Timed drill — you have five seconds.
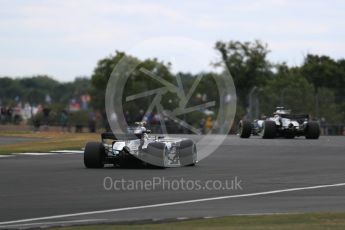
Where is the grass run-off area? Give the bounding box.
[52,212,345,230]
[0,131,99,155]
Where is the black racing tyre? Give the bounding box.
[84,142,105,168]
[305,121,320,139]
[179,140,197,166]
[239,120,251,138]
[146,142,167,167]
[262,120,276,139]
[118,149,142,168]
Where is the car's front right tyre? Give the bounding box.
[305,121,320,139]
[84,142,105,168]
[262,120,276,139]
[239,120,252,138]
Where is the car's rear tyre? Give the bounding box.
[179,140,197,166]
[84,142,105,168]
[146,142,167,167]
[262,120,276,139]
[239,120,251,138]
[305,121,320,139]
[119,150,142,168]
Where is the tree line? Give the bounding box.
[0,76,91,106]
[91,41,344,129]
[1,40,344,130]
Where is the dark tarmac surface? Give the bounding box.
[0,135,344,229]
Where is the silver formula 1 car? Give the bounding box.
[239,107,320,139]
[84,122,197,168]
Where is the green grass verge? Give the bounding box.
[52,212,345,230]
[0,131,99,154]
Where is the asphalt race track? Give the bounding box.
[0,135,344,229]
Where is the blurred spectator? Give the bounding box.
[320,117,328,135]
[135,110,145,122]
[42,107,51,131]
[75,124,83,133]
[151,113,161,133]
[32,115,41,132]
[148,112,154,125]
[153,113,161,124]
[60,110,69,132]
[199,118,205,134]
[13,106,22,124]
[0,107,6,124]
[205,116,213,133]
[6,107,13,123]
[88,111,96,133]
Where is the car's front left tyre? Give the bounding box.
[146,142,167,168]
[84,142,105,168]
[179,140,197,166]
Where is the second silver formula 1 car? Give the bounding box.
[84,122,197,168]
[239,107,320,139]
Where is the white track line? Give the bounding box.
[0,155,13,158]
[0,219,106,229]
[50,150,84,154]
[11,151,82,156]
[0,182,345,226]
[14,153,55,156]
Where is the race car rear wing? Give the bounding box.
[101,132,138,141]
[280,114,310,123]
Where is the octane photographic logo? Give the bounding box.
[105,37,236,166]
[103,176,243,192]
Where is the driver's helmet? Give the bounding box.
[274,107,291,115]
[131,122,147,138]
[134,126,146,134]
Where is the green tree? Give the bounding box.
[299,54,345,123]
[214,40,273,119]
[259,71,315,116]
[90,51,126,110]
[90,51,175,111]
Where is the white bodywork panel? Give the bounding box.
[113,141,126,151]
[110,135,189,167]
